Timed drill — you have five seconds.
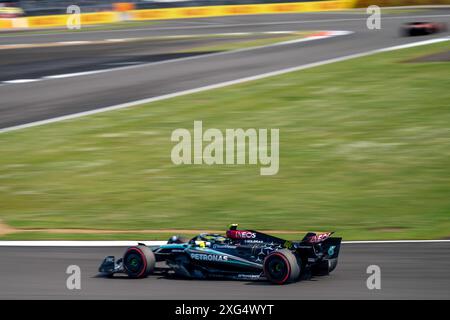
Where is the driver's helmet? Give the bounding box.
[195,233,227,246]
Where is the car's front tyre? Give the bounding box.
[123,245,155,278]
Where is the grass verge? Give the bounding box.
[0,41,449,240]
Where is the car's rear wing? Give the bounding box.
[301,232,334,244]
[320,236,342,259]
[294,234,342,259]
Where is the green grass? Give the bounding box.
[0,232,175,241]
[0,232,311,241]
[0,42,449,240]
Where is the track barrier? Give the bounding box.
[1,0,449,30]
[0,1,355,29]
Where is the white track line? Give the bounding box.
[0,240,448,246]
[0,37,447,135]
[2,79,40,84]
[0,241,167,247]
[44,70,106,79]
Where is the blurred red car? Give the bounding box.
[401,22,447,36]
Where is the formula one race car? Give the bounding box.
[401,22,447,36]
[99,224,341,284]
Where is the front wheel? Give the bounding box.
[263,249,300,284]
[123,245,155,278]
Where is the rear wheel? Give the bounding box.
[123,245,155,278]
[263,249,300,284]
[328,258,338,273]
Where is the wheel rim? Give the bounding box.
[267,256,288,282]
[125,253,143,274]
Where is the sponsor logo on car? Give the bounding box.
[328,246,336,256]
[190,253,229,262]
[237,273,261,279]
[234,231,257,239]
[212,244,237,249]
[243,239,264,244]
[306,232,332,243]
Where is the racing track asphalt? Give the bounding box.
[0,9,449,129]
[0,242,449,299]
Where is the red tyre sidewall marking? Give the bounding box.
[264,252,291,285]
[125,247,147,278]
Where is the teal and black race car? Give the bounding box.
[98,224,341,285]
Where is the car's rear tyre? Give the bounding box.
[123,245,155,278]
[263,249,300,284]
[400,27,411,37]
[328,258,338,273]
